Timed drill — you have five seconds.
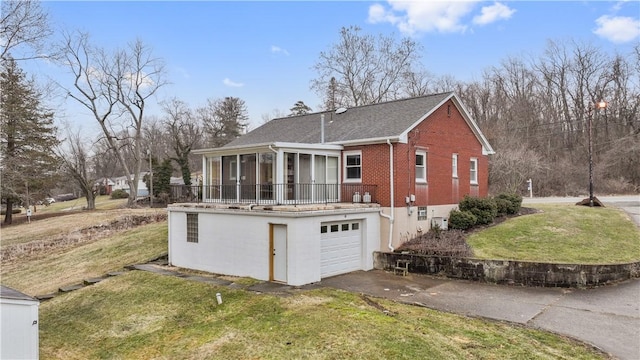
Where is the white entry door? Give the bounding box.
[320,221,363,278]
[271,224,287,283]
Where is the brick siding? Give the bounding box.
[344,99,490,207]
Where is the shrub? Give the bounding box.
[495,197,511,216]
[495,193,522,215]
[396,229,472,257]
[448,209,477,230]
[110,189,129,199]
[459,195,497,225]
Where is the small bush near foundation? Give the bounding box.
[397,229,472,257]
[459,195,497,225]
[448,209,477,230]
[495,193,522,215]
[110,189,129,199]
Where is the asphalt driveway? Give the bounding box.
[321,270,640,360]
[324,195,640,359]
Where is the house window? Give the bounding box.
[416,151,427,183]
[418,206,427,221]
[343,151,362,182]
[470,158,478,185]
[452,154,458,178]
[186,213,198,243]
[229,160,237,180]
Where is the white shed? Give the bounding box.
[0,286,39,360]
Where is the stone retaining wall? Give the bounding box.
[374,252,640,287]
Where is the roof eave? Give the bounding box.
[193,142,343,156]
[329,135,406,147]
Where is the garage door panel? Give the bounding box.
[321,221,362,278]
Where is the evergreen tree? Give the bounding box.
[289,100,312,116]
[0,56,60,223]
[144,158,173,198]
[199,96,249,147]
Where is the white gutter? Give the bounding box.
[379,139,395,252]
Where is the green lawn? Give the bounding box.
[468,204,640,263]
[39,271,606,360]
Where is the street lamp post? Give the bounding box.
[587,100,607,207]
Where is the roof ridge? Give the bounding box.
[274,92,454,121]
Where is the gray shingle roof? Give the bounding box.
[0,285,38,301]
[225,92,454,147]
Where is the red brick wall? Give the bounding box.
[344,99,490,207]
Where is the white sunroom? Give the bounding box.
[167,142,381,286]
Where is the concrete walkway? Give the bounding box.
[320,270,639,360]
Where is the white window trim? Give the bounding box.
[470,157,478,185]
[343,150,362,183]
[416,150,427,183]
[452,153,458,178]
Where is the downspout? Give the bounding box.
[379,139,395,251]
[321,114,325,144]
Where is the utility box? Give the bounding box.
[1,286,39,360]
[431,217,448,230]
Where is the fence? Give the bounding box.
[170,183,377,205]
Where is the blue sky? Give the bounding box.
[23,1,640,134]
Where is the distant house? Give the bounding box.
[96,177,115,195]
[112,173,150,197]
[0,286,39,360]
[168,92,494,286]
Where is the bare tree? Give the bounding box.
[489,142,546,194]
[59,31,167,206]
[1,0,52,61]
[161,97,202,185]
[58,127,98,210]
[311,26,422,108]
[457,38,639,195]
[260,108,287,125]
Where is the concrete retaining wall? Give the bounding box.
[374,252,640,287]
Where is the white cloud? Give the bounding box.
[368,1,480,35]
[473,2,515,25]
[594,15,640,43]
[270,45,290,56]
[223,78,244,88]
[125,71,154,89]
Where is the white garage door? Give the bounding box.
[320,221,363,278]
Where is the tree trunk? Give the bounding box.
[86,193,96,210]
[3,198,14,224]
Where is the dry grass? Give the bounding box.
[1,221,167,296]
[1,207,165,248]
